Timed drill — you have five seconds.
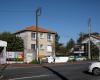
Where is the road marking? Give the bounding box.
[8,74,50,80]
[6,66,41,70]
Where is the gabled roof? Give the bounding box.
[82,35,100,44]
[14,26,56,34]
[91,35,100,40]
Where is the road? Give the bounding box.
[2,62,100,80]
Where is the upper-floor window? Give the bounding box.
[40,33,44,39]
[39,44,44,50]
[31,32,36,39]
[47,33,52,41]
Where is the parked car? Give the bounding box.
[89,62,100,75]
[69,56,75,61]
[75,56,87,61]
[68,56,86,61]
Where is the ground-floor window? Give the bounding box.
[31,44,36,50]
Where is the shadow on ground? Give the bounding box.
[83,70,93,75]
[0,64,9,80]
[42,66,69,80]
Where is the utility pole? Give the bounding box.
[96,42,100,61]
[36,8,41,62]
[88,18,91,60]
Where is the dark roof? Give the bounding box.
[91,35,100,40]
[14,26,56,34]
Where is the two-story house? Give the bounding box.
[14,26,56,62]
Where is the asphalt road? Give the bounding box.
[2,63,100,80]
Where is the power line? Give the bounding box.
[0,9,35,12]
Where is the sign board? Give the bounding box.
[6,52,24,61]
[7,52,15,58]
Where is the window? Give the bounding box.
[47,33,52,40]
[40,33,44,39]
[31,32,36,39]
[47,45,52,52]
[40,44,44,50]
[31,44,36,50]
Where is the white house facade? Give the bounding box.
[14,26,56,63]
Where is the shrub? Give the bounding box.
[30,59,38,64]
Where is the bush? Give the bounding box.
[68,59,76,62]
[30,59,38,64]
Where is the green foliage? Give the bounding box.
[0,32,24,51]
[68,59,76,62]
[77,32,100,60]
[30,59,38,64]
[66,38,75,53]
[55,33,63,52]
[55,33,66,55]
[91,42,99,60]
[55,33,75,56]
[56,46,67,56]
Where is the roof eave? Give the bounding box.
[14,30,56,34]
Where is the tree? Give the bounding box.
[0,32,24,51]
[55,33,66,55]
[56,45,67,56]
[77,32,99,60]
[90,42,99,60]
[66,38,75,54]
[55,33,62,52]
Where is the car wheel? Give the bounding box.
[93,68,100,76]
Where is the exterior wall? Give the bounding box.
[16,31,55,62]
[16,31,36,62]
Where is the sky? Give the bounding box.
[0,0,100,44]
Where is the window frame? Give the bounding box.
[40,33,44,39]
[39,44,44,50]
[31,32,36,40]
[31,44,36,50]
[47,33,52,41]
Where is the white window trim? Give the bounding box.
[31,32,36,40]
[40,33,44,39]
[39,44,45,50]
[47,33,52,41]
